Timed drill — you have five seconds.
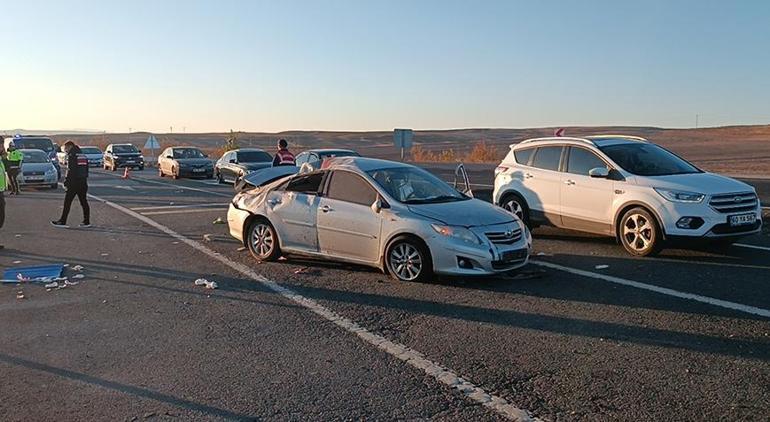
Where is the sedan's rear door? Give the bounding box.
[317,170,382,264]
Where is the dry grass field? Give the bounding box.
[50,125,770,176]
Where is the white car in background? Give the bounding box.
[493,135,762,256]
[18,149,59,189]
[59,146,103,167]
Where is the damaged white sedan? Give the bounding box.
[228,157,532,281]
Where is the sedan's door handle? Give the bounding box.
[564,179,575,185]
[320,205,333,213]
[524,173,533,179]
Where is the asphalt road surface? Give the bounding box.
[1,167,769,421]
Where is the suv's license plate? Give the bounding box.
[729,213,756,227]
[193,168,205,172]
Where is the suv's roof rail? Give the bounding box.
[517,136,594,146]
[585,134,649,142]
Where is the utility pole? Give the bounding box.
[695,114,699,129]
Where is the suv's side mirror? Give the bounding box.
[589,167,610,178]
[229,158,237,164]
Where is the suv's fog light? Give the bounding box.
[457,257,474,269]
[676,217,704,229]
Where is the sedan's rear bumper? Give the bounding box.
[227,204,251,243]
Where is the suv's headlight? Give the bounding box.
[431,224,483,245]
[654,188,705,203]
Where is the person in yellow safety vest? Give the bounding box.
[4,143,23,195]
[0,145,7,249]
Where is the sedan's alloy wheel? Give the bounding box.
[251,223,274,258]
[389,243,423,281]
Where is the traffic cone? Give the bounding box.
[122,167,131,179]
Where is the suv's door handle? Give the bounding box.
[524,173,533,179]
[564,179,575,185]
[320,205,333,213]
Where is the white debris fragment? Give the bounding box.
[44,282,59,289]
[14,234,21,238]
[16,291,25,300]
[212,217,226,225]
[65,280,79,286]
[204,281,218,290]
[595,265,609,270]
[194,278,208,286]
[72,265,84,271]
[101,253,109,257]
[203,234,213,242]
[12,260,22,264]
[72,274,85,280]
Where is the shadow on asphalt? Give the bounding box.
[0,352,256,420]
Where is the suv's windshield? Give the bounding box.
[173,148,206,159]
[15,139,54,153]
[368,167,468,204]
[237,150,272,162]
[81,147,102,154]
[599,143,701,176]
[22,150,50,163]
[113,145,139,153]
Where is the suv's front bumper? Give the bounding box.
[656,200,762,239]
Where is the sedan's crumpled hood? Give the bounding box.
[176,158,212,165]
[635,172,754,194]
[407,199,514,227]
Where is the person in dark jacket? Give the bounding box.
[51,141,90,228]
[272,139,295,166]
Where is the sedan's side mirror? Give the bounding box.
[371,198,390,214]
[589,167,610,178]
[165,155,173,159]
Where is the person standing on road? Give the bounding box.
[4,142,23,195]
[51,141,90,228]
[272,139,295,167]
[0,145,7,249]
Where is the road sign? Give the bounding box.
[144,135,160,149]
[393,129,413,149]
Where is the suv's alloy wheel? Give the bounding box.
[501,194,529,225]
[620,208,662,256]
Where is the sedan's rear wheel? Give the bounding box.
[247,218,281,261]
[619,207,662,256]
[385,236,432,282]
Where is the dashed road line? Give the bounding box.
[531,260,770,319]
[734,243,770,252]
[86,191,539,422]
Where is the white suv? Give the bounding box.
[493,135,763,256]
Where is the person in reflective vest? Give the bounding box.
[51,141,90,228]
[0,145,7,248]
[272,139,296,167]
[4,143,23,195]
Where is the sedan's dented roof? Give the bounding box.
[324,156,411,172]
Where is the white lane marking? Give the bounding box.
[734,243,770,252]
[132,203,229,211]
[531,260,770,319]
[86,192,538,422]
[141,208,227,216]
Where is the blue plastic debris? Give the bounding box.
[2,264,65,283]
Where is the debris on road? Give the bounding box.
[44,282,59,289]
[293,267,310,274]
[212,217,226,225]
[14,234,21,238]
[595,265,609,270]
[16,291,25,300]
[203,234,213,242]
[72,274,85,280]
[101,253,110,257]
[4,264,65,284]
[71,265,84,271]
[12,260,22,264]
[194,278,208,286]
[204,281,218,289]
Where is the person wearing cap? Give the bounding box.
[51,141,90,228]
[272,139,296,167]
[4,142,23,195]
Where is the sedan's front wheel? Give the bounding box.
[385,236,433,282]
[247,218,281,261]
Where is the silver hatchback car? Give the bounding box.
[227,157,532,281]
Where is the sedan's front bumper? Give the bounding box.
[427,223,532,276]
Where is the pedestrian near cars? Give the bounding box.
[0,145,7,249]
[51,141,90,228]
[272,139,295,166]
[4,142,23,195]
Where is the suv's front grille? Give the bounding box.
[485,227,523,245]
[709,192,758,214]
[23,171,44,176]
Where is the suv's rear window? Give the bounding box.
[514,147,535,165]
[531,146,562,171]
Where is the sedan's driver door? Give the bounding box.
[267,172,325,252]
[317,170,382,264]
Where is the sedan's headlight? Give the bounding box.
[431,224,483,245]
[45,168,56,176]
[654,188,705,203]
